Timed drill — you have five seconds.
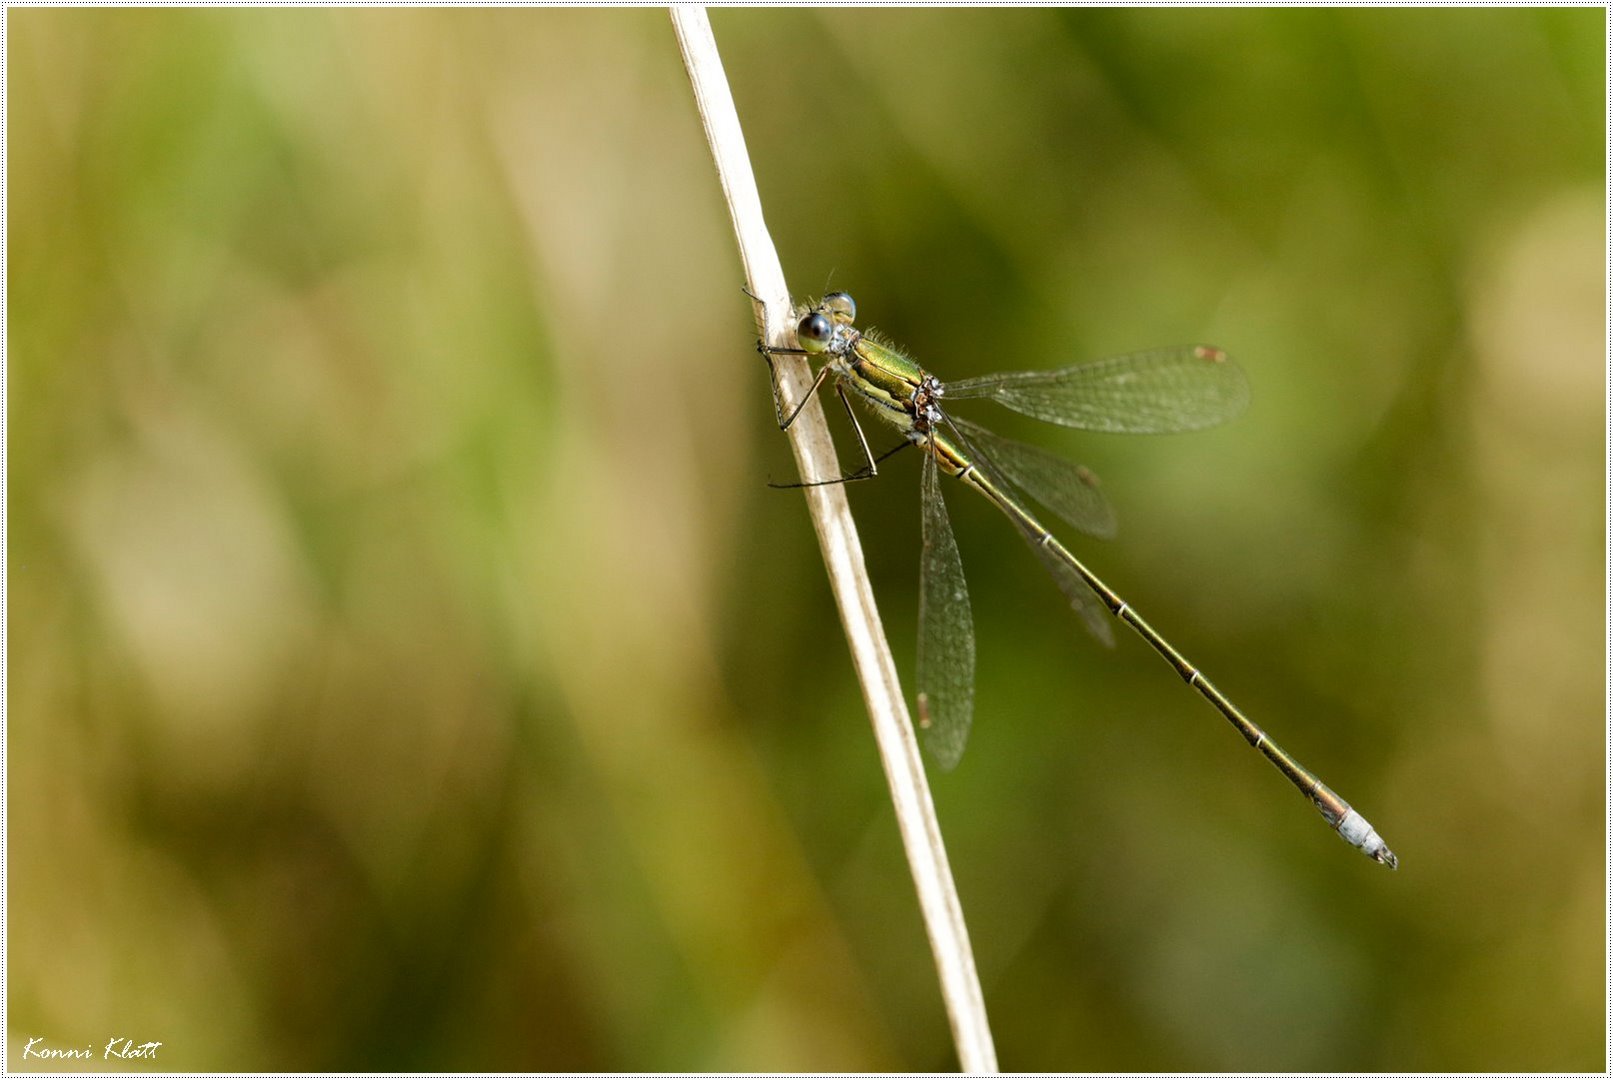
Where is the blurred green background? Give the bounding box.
[7,7,1603,1071]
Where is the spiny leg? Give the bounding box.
[745,283,817,431]
[763,352,834,432]
[768,384,882,490]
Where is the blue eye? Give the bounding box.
[797,312,833,353]
[822,292,856,324]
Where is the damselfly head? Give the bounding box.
[797,293,859,354]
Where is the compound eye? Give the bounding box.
[797,311,833,353]
[822,292,856,324]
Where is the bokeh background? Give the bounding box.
[8,7,1604,1071]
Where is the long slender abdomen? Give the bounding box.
[944,439,1398,867]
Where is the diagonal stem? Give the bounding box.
[670,8,997,1073]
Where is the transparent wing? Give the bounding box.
[944,419,1116,649]
[917,448,975,771]
[944,345,1249,434]
[950,416,1117,540]
[1023,529,1117,649]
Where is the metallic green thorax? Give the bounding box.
[832,332,932,433]
[837,333,1021,498]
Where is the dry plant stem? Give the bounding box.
[671,8,998,1073]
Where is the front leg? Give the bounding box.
[758,340,833,433]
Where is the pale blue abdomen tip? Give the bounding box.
[1338,808,1398,869]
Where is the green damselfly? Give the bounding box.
[760,291,1396,868]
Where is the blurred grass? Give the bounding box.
[7,7,1604,1071]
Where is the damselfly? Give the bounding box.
[760,291,1396,868]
